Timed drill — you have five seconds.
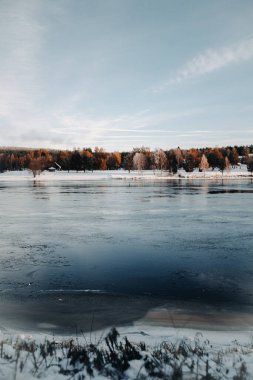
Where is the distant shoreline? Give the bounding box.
[0,168,252,182]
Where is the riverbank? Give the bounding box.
[1,294,253,378]
[1,321,253,379]
[0,166,252,182]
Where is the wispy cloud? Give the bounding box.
[48,107,205,148]
[1,1,252,151]
[153,37,253,92]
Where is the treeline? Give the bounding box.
[0,145,253,173]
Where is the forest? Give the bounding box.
[0,144,253,174]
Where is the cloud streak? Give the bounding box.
[154,37,253,92]
[51,107,206,146]
[0,106,207,150]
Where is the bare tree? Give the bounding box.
[247,157,253,175]
[133,152,146,172]
[154,149,168,173]
[199,154,209,177]
[29,158,43,178]
[225,156,231,173]
[174,147,184,168]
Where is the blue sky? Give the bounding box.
[0,0,253,151]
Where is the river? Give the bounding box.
[0,178,253,332]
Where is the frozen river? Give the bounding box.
[0,178,253,332]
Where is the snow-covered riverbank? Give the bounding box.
[1,324,253,379]
[0,166,252,182]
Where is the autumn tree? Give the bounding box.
[106,152,122,170]
[207,148,223,170]
[113,151,122,168]
[100,158,107,170]
[82,149,93,172]
[29,158,43,178]
[154,149,168,172]
[94,148,107,170]
[228,147,239,167]
[174,147,184,168]
[183,149,200,172]
[57,150,71,171]
[143,148,153,169]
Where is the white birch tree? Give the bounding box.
[154,149,168,173]
[133,152,146,172]
[199,154,209,177]
[225,156,231,173]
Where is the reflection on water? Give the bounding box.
[0,179,253,331]
[209,189,253,194]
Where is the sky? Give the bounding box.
[0,0,253,151]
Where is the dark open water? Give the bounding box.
[0,179,253,332]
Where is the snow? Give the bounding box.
[0,323,253,379]
[0,166,252,182]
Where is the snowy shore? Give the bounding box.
[1,298,253,378]
[1,323,253,379]
[1,295,253,378]
[0,166,252,182]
